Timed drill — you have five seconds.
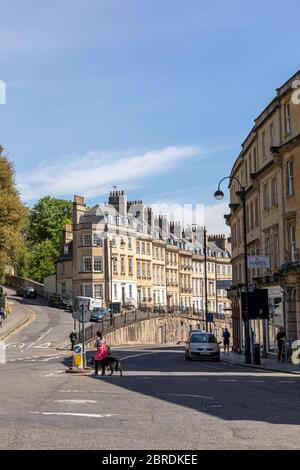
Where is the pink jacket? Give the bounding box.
[95,344,108,361]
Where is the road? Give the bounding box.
[1,296,300,450]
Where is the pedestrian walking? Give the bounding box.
[222,328,231,354]
[276,326,286,361]
[69,330,77,351]
[0,307,5,328]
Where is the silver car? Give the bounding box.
[185,330,220,361]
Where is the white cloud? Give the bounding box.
[18,145,204,202]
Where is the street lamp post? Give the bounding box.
[214,176,252,364]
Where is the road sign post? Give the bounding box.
[73,343,83,369]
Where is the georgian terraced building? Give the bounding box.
[226,70,300,352]
[56,190,232,319]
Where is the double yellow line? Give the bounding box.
[0,305,36,342]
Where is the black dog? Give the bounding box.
[101,356,123,376]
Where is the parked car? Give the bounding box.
[185,330,220,361]
[16,286,37,299]
[89,308,110,322]
[48,294,71,310]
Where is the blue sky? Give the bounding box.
[0,0,299,232]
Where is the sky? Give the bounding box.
[0,0,299,234]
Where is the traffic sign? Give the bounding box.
[75,307,91,324]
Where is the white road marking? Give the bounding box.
[40,356,61,362]
[54,399,98,404]
[43,370,66,377]
[120,353,153,361]
[3,343,26,350]
[30,412,116,418]
[158,393,213,400]
[34,342,52,349]
[26,328,53,350]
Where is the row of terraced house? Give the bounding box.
[53,190,232,319]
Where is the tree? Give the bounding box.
[28,196,72,252]
[28,240,59,283]
[0,146,27,280]
[26,196,72,282]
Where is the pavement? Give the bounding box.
[0,287,33,341]
[221,351,300,375]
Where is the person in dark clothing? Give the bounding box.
[69,330,78,351]
[276,327,286,361]
[222,328,231,354]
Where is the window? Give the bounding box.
[129,285,132,298]
[60,263,65,274]
[286,160,294,196]
[288,224,296,261]
[253,148,257,172]
[141,242,145,254]
[83,257,92,272]
[147,243,150,255]
[142,262,146,277]
[222,266,226,275]
[261,131,266,160]
[84,284,93,298]
[271,177,278,207]
[147,262,151,279]
[273,234,279,270]
[113,256,118,274]
[137,261,141,278]
[114,284,118,299]
[83,234,92,246]
[217,265,220,274]
[284,102,291,134]
[128,237,132,250]
[254,198,259,227]
[93,233,101,246]
[93,256,102,272]
[63,245,69,255]
[61,282,66,296]
[270,122,275,146]
[227,265,231,275]
[136,241,140,254]
[250,202,254,230]
[121,257,125,274]
[94,284,103,299]
[128,257,133,275]
[263,182,269,211]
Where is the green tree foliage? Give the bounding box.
[0,147,27,280]
[26,196,72,282]
[28,240,59,283]
[28,196,72,251]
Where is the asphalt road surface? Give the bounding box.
[1,297,300,450]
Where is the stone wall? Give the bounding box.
[86,315,231,348]
[5,275,46,298]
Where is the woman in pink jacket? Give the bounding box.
[94,332,108,375]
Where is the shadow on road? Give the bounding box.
[85,346,300,426]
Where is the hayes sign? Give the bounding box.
[247,256,270,270]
